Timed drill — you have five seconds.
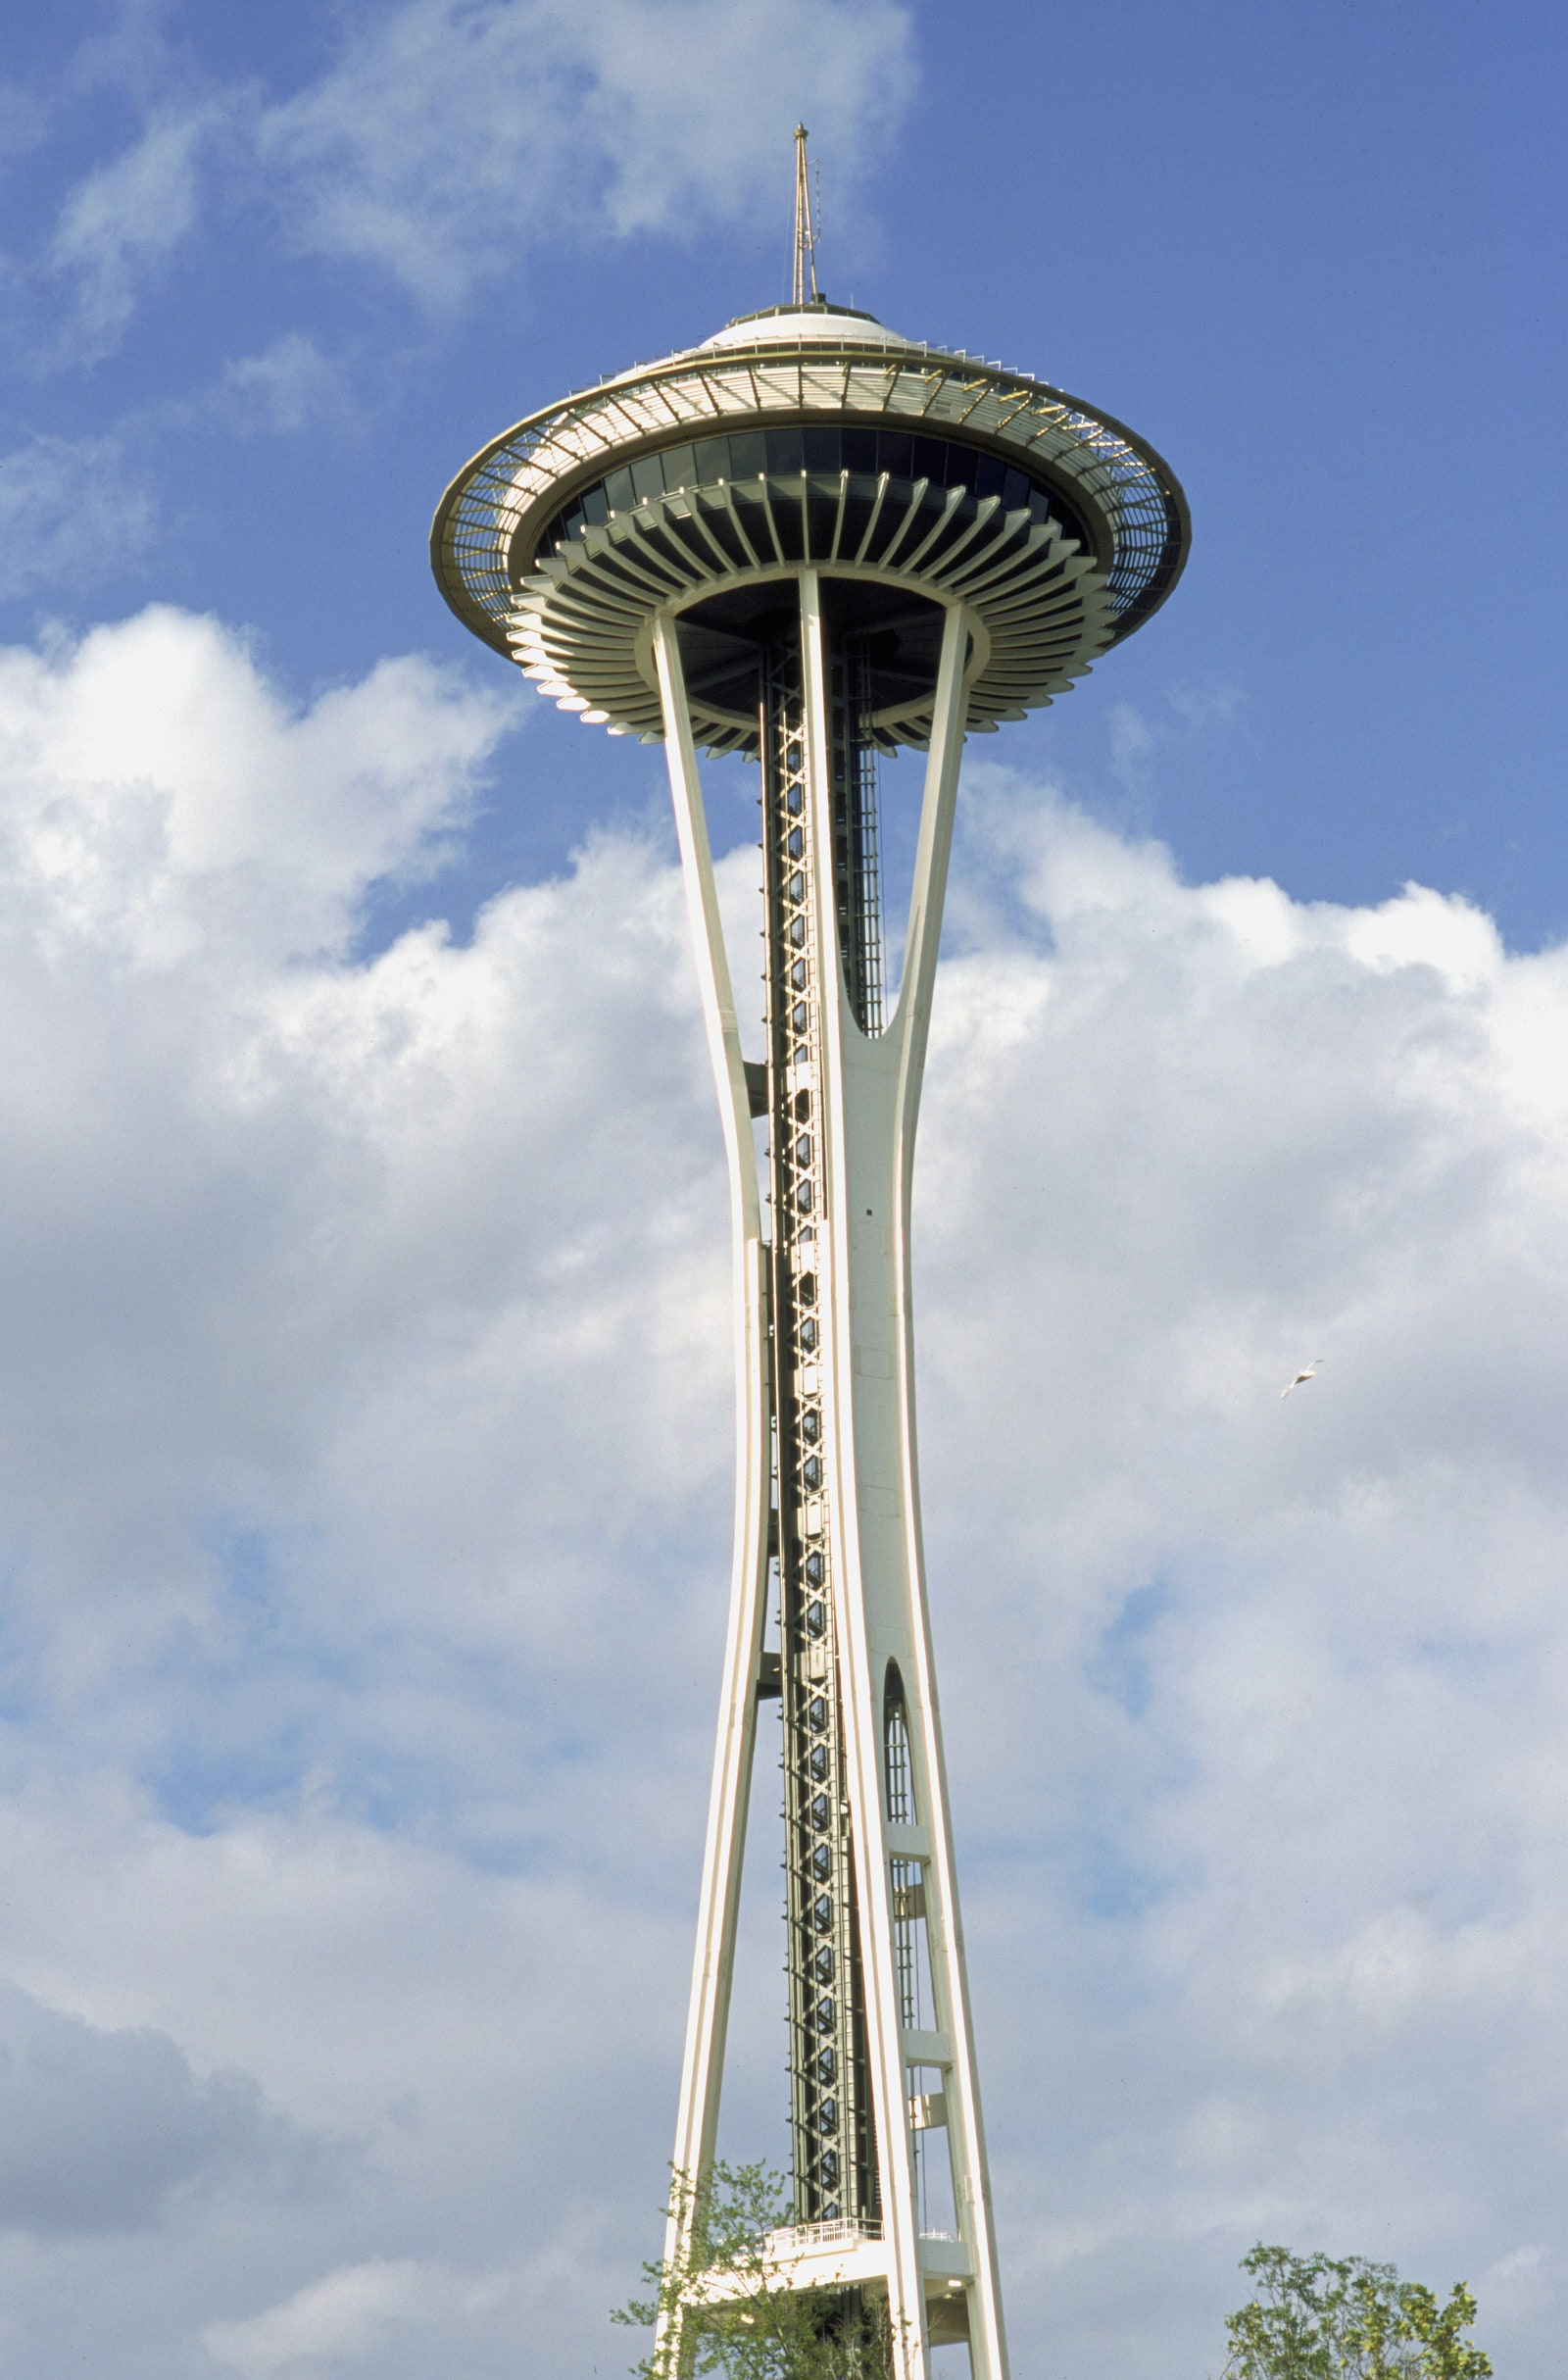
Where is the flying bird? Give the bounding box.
[1282,1359,1324,1399]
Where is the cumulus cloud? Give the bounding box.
[907,773,1568,2372]
[0,602,521,1646]
[0,1980,309,2234]
[256,0,913,303]
[0,613,1559,2371]
[0,603,512,965]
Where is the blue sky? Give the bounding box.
[0,6,1564,2378]
[6,0,1565,933]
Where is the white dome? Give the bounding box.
[698,303,915,354]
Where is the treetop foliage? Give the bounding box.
[1223,2244,1493,2380]
[616,2186,1494,2380]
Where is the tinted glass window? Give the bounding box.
[537,427,1090,558]
[909,436,948,485]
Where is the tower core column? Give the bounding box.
[656,572,1004,2378]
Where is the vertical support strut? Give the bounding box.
[762,622,876,2230]
[652,618,773,2336]
[653,583,1008,2380]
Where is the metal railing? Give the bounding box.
[764,2216,884,2256]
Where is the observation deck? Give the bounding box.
[431,298,1190,755]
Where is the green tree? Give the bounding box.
[613,2161,896,2380]
[1223,2245,1492,2380]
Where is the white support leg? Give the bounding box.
[800,588,1007,2380]
[888,605,1011,2380]
[653,617,773,2309]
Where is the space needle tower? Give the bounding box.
[432,133,1188,2380]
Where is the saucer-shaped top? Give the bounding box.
[431,300,1189,750]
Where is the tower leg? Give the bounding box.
[651,586,1008,2380]
[653,620,773,2333]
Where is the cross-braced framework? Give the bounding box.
[765,616,890,2232]
[764,629,872,2229]
[431,291,1189,2380]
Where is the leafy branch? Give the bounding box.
[1223,2244,1493,2380]
[613,2161,896,2380]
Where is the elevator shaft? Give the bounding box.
[761,614,884,2225]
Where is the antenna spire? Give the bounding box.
[792,124,819,307]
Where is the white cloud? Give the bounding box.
[0,1980,310,2234]
[210,333,355,436]
[0,619,1558,2371]
[204,2257,503,2373]
[0,433,154,593]
[40,0,912,343]
[257,0,913,303]
[0,604,513,965]
[48,101,228,358]
[1108,680,1245,799]
[902,774,1568,2371]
